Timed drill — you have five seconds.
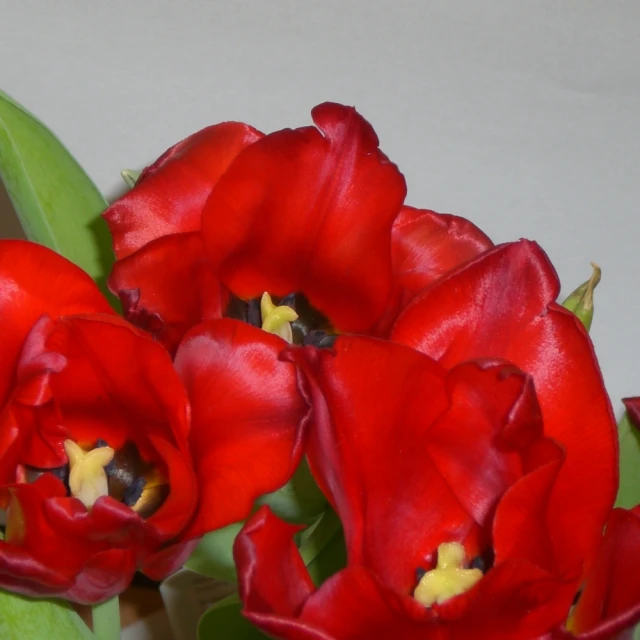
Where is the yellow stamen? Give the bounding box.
[413,542,483,607]
[260,292,298,343]
[64,440,114,510]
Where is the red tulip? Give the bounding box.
[104,103,491,353]
[0,241,306,603]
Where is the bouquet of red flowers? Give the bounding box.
[0,90,639,639]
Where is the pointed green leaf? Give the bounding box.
[616,411,640,509]
[0,89,116,302]
[198,597,269,640]
[0,591,94,640]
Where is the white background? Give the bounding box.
[1,1,639,415]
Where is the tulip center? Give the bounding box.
[21,439,168,517]
[225,291,336,347]
[413,542,483,607]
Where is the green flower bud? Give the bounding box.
[120,169,141,188]
[561,262,601,332]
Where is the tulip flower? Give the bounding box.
[104,102,492,354]
[234,333,627,638]
[0,240,306,603]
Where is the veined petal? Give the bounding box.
[392,240,617,576]
[175,319,308,538]
[201,102,407,333]
[104,122,263,259]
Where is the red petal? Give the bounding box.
[108,233,226,354]
[174,319,308,538]
[104,122,263,259]
[0,475,138,603]
[454,559,577,640]
[235,506,314,619]
[492,439,565,575]
[0,240,112,407]
[201,102,407,333]
[623,397,640,429]
[286,337,545,594]
[565,507,640,638]
[392,240,617,575]
[141,538,199,581]
[391,205,493,302]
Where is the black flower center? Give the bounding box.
[225,291,337,347]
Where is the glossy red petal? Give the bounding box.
[391,205,493,302]
[492,439,565,575]
[286,337,545,594]
[175,319,308,538]
[108,232,226,354]
[235,506,314,619]
[564,507,640,638]
[0,240,112,407]
[201,102,407,333]
[104,122,263,259]
[392,240,617,576]
[623,397,640,430]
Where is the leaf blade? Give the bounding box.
[0,89,115,301]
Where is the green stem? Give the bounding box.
[91,595,120,640]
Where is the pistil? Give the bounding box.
[64,440,115,509]
[260,292,299,343]
[413,542,483,607]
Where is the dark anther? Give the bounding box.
[94,439,109,448]
[48,464,70,483]
[303,330,337,349]
[123,477,147,507]
[415,567,427,582]
[572,590,581,606]
[25,464,70,489]
[105,441,147,501]
[246,298,262,327]
[279,293,297,308]
[470,548,495,574]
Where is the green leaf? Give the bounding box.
[305,527,347,587]
[198,598,269,640]
[0,592,93,640]
[186,522,243,583]
[616,411,640,509]
[0,89,116,303]
[256,457,327,524]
